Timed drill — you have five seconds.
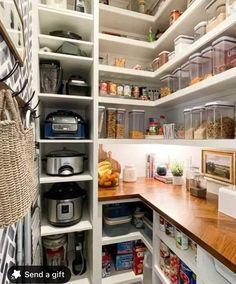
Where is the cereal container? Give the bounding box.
[174,35,194,57]
[172,68,182,92]
[205,101,235,139]
[189,53,203,85]
[226,0,236,16]
[194,21,207,41]
[180,61,191,88]
[116,108,126,139]
[201,47,213,80]
[212,36,236,74]
[129,110,145,139]
[106,108,116,138]
[184,108,193,139]
[192,106,206,139]
[160,75,174,97]
[206,0,226,32]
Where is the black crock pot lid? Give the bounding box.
[46,110,85,123]
[44,182,86,200]
[46,148,86,158]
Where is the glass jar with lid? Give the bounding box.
[189,53,203,85]
[160,75,174,98]
[201,47,213,80]
[159,51,170,67]
[206,0,226,33]
[123,165,137,182]
[116,108,126,139]
[192,106,207,139]
[194,21,207,41]
[205,101,235,139]
[129,110,145,139]
[226,0,236,16]
[183,108,193,139]
[152,57,159,71]
[106,108,116,138]
[212,36,236,74]
[180,61,191,88]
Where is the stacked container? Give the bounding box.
[116,109,126,139]
[189,53,203,85]
[183,108,193,139]
[201,47,214,79]
[172,68,182,92]
[160,75,174,97]
[180,61,191,88]
[206,0,226,33]
[174,35,194,57]
[129,110,145,139]
[192,106,207,139]
[194,21,207,41]
[212,36,236,75]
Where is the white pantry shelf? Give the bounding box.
[40,171,93,184]
[98,96,154,107]
[38,51,93,75]
[41,208,92,237]
[38,34,93,55]
[38,4,93,41]
[38,139,93,144]
[38,93,93,108]
[102,228,142,246]
[98,139,236,149]
[69,273,90,284]
[154,265,170,284]
[102,266,143,284]
[156,229,197,274]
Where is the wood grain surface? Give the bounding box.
[98,178,236,272]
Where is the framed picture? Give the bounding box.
[0,0,25,66]
[201,149,236,185]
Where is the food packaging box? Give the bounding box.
[114,254,133,271]
[116,242,133,255]
[102,250,111,278]
[133,242,146,275]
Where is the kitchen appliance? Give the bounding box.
[46,0,67,9]
[43,234,67,266]
[66,76,90,96]
[44,110,87,139]
[49,30,82,40]
[56,42,79,56]
[72,232,87,275]
[45,148,87,176]
[40,60,63,94]
[44,183,86,226]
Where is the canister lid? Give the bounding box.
[159,50,170,56]
[129,109,145,113]
[189,52,202,60]
[205,101,235,107]
[117,108,126,112]
[160,74,174,80]
[201,46,213,55]
[172,68,181,75]
[192,105,205,111]
[183,108,192,113]
[194,21,207,31]
[152,57,159,63]
[99,106,105,109]
[107,107,116,111]
[125,164,136,168]
[212,36,236,46]
[174,35,194,43]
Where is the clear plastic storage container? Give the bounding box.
[174,35,194,56]
[104,204,130,218]
[206,0,226,33]
[180,61,191,88]
[189,53,203,85]
[116,108,126,139]
[201,47,213,79]
[184,108,193,139]
[205,101,235,139]
[226,0,236,16]
[192,106,207,139]
[194,21,207,41]
[98,106,106,138]
[172,68,182,92]
[212,36,236,74]
[103,216,131,237]
[129,110,145,139]
[160,75,174,97]
[106,108,116,138]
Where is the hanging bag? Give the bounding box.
[0,89,36,227]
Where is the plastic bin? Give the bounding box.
[180,61,191,88]
[174,35,194,57]
[129,110,145,139]
[201,47,213,80]
[189,53,204,85]
[206,0,226,33]
[184,108,193,139]
[194,21,207,41]
[104,204,130,218]
[103,216,132,237]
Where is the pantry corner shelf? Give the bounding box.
[156,229,197,274]
[38,93,93,108]
[38,139,93,144]
[41,208,92,237]
[98,96,155,107]
[154,265,170,284]
[102,228,142,246]
[40,171,93,184]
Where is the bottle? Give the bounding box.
[147,27,155,42]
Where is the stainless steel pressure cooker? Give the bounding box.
[44,182,86,226]
[45,148,87,176]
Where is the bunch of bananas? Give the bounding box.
[98,160,119,187]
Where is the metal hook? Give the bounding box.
[32,99,40,111]
[12,79,28,97]
[0,61,20,82]
[22,91,35,108]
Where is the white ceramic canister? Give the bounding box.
[46,0,67,9]
[123,165,137,182]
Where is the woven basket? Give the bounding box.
[0,89,36,227]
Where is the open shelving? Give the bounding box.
[41,208,92,237]
[40,172,93,184]
[38,139,93,144]
[154,265,170,284]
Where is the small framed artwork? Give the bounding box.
[0,0,25,66]
[201,149,236,185]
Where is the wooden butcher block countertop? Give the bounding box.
[98,178,236,273]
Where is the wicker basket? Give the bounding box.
[0,89,36,227]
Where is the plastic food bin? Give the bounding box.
[206,0,226,33]
[189,53,203,85]
[174,35,194,57]
[160,75,174,97]
[201,47,213,79]
[205,101,235,139]
[184,108,193,139]
[98,106,106,138]
[104,203,130,218]
[129,110,145,139]
[212,36,236,74]
[116,108,126,139]
[192,106,206,139]
[106,108,116,138]
[172,68,182,92]
[180,61,191,88]
[103,215,132,237]
[194,21,207,41]
[159,51,170,67]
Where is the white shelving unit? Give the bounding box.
[154,265,170,284]
[40,172,93,184]
[102,269,143,284]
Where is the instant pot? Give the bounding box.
[44,182,86,227]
